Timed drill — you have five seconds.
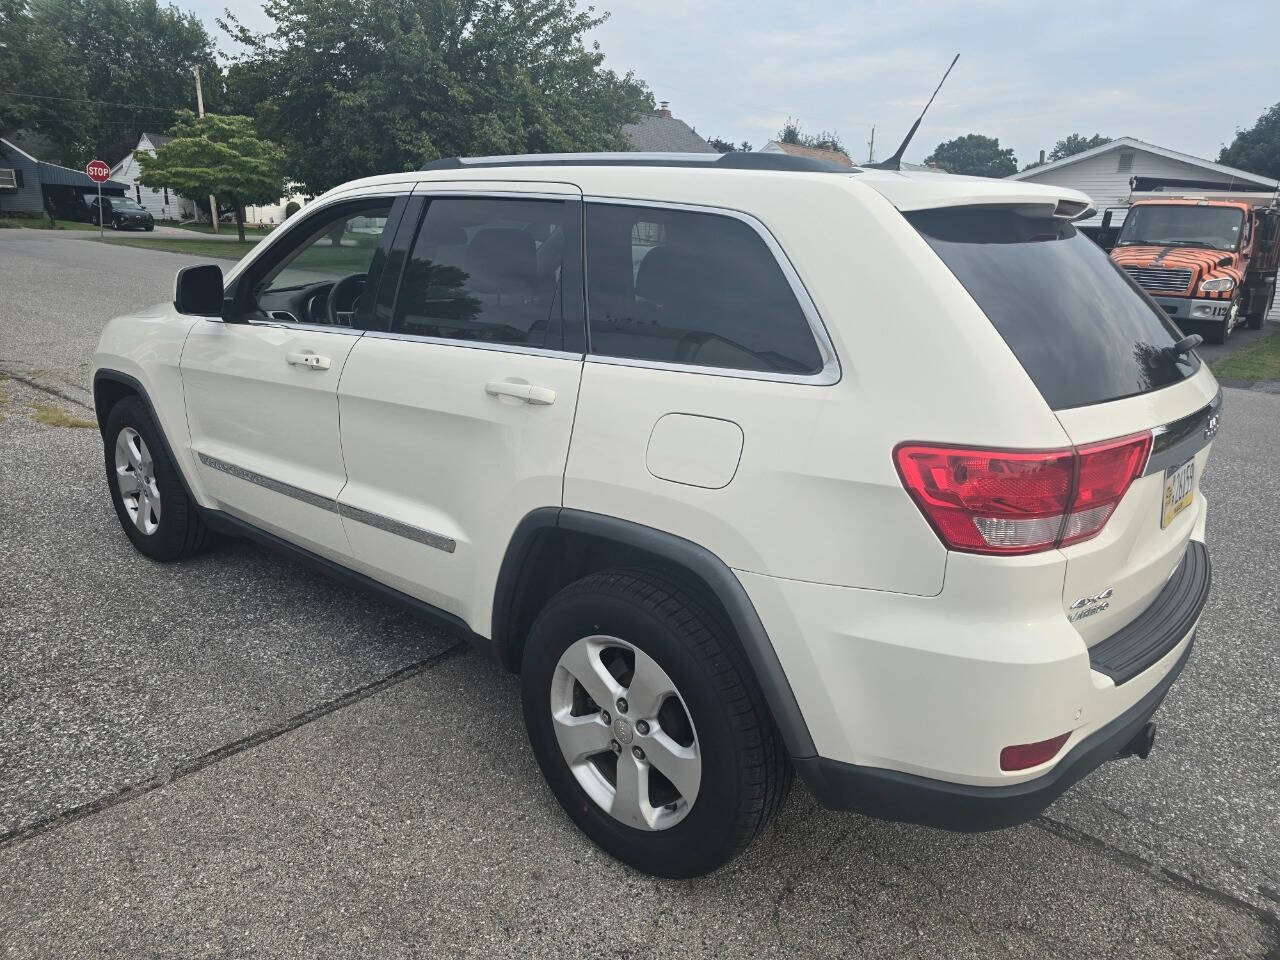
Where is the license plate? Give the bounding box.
[1162,459,1195,528]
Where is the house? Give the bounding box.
[0,132,127,219]
[109,133,194,222]
[242,186,311,227]
[622,103,717,154]
[759,140,856,168]
[1008,136,1278,228]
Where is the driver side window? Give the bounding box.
[251,200,394,327]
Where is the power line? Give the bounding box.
[1,91,181,113]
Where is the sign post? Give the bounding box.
[86,160,111,238]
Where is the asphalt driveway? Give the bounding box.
[1,231,1278,957]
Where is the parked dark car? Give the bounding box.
[90,197,154,231]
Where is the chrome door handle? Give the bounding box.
[485,381,556,405]
[286,351,331,370]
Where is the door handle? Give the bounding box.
[485,381,556,405]
[286,351,331,371]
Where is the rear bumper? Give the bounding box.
[744,539,1211,830]
[794,637,1192,831]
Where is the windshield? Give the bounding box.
[1117,204,1244,252]
[908,208,1199,410]
[108,199,145,213]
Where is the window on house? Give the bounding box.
[163,187,169,204]
[584,203,824,375]
[1117,152,1134,173]
[0,168,16,189]
[135,185,141,203]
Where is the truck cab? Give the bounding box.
[1102,191,1278,344]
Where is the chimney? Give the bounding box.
[656,100,672,119]
[1039,149,1046,164]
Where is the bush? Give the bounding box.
[284,201,300,218]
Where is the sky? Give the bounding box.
[188,0,1279,167]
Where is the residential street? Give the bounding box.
[1,231,1279,957]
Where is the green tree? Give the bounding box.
[3,0,218,166]
[707,137,752,153]
[777,117,844,153]
[138,112,285,242]
[221,0,652,194]
[0,0,94,161]
[925,134,1017,177]
[1219,103,1280,181]
[1049,133,1110,162]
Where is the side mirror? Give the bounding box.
[173,263,224,317]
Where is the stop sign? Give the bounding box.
[86,159,111,183]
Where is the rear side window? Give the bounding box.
[393,196,573,349]
[585,203,824,375]
[907,209,1199,410]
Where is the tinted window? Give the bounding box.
[393,197,572,349]
[585,203,823,375]
[263,202,393,293]
[908,209,1198,410]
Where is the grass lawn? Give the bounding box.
[98,236,260,261]
[1211,330,1280,381]
[0,217,99,231]
[177,222,275,237]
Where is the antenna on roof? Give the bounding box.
[867,53,959,171]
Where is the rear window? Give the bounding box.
[907,208,1199,410]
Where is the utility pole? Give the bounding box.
[867,125,876,164]
[193,65,218,234]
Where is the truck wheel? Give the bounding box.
[1245,288,1272,330]
[520,568,791,878]
[103,396,215,561]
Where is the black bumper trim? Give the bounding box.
[1089,540,1210,685]
[795,637,1193,832]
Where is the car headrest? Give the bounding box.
[635,245,699,307]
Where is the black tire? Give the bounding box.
[1245,287,1272,330]
[145,223,154,232]
[521,568,791,878]
[1204,317,1228,345]
[103,396,215,561]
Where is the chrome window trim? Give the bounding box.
[362,328,581,361]
[410,186,580,202]
[197,452,457,553]
[1143,390,1223,477]
[580,195,842,387]
[244,319,366,336]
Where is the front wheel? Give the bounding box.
[103,396,215,561]
[521,569,791,878]
[1204,298,1239,345]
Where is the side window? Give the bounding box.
[585,203,824,375]
[251,200,394,326]
[392,196,573,349]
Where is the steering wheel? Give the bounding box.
[326,273,368,326]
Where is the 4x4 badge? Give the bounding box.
[1069,588,1113,622]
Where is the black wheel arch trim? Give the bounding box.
[93,369,201,508]
[492,507,819,760]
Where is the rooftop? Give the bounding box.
[621,103,717,154]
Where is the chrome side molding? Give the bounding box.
[197,452,457,554]
[1144,390,1223,477]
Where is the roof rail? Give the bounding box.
[420,151,856,174]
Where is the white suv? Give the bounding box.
[91,152,1217,877]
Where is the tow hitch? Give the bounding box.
[1119,721,1157,760]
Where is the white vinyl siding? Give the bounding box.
[1017,146,1269,227]
[110,135,191,221]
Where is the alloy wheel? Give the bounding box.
[114,427,161,535]
[550,635,701,831]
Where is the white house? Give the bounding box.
[109,133,194,222]
[1008,137,1278,228]
[242,186,311,227]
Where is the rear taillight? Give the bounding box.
[894,432,1151,556]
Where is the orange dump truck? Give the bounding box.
[1100,180,1279,344]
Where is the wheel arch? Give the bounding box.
[92,369,201,507]
[492,507,817,760]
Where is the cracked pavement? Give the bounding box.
[2,229,1279,957]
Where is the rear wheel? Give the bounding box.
[1245,286,1273,330]
[103,396,214,561]
[521,569,791,877]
